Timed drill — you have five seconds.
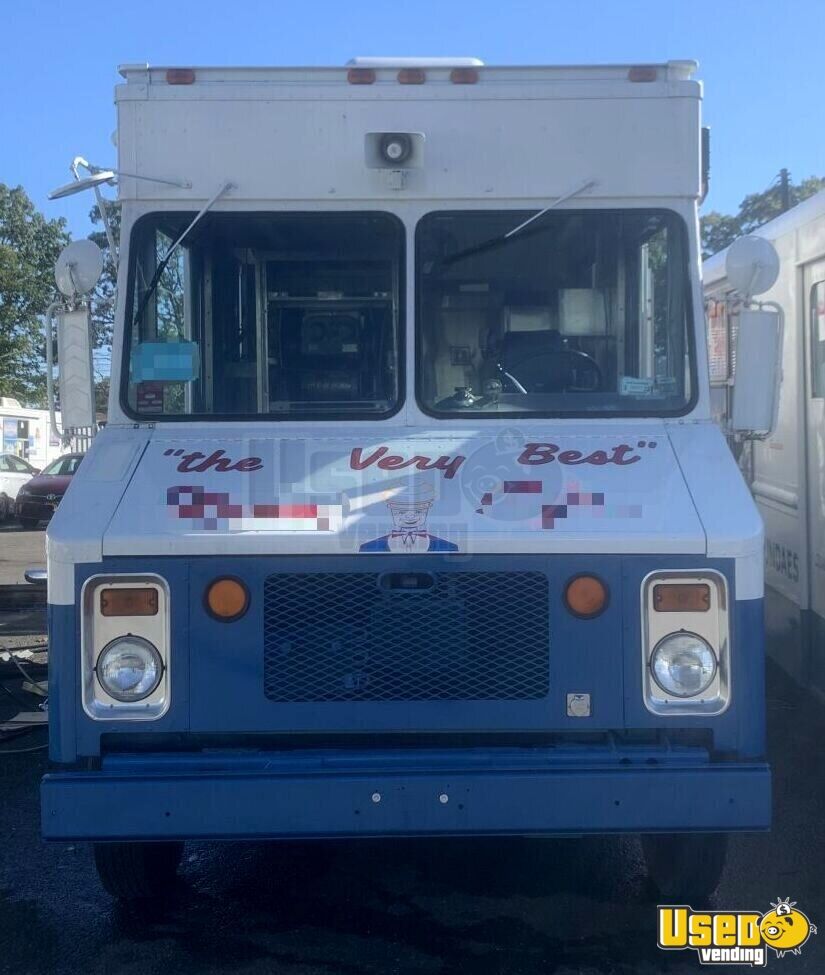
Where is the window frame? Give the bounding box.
[120,210,407,423]
[414,207,699,420]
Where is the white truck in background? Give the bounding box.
[704,190,825,700]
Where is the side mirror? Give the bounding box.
[730,308,783,437]
[55,307,96,429]
[724,235,783,439]
[46,240,102,440]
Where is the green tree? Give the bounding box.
[699,212,742,260]
[87,200,118,352]
[94,375,110,416]
[87,201,119,418]
[0,185,69,405]
[701,172,825,259]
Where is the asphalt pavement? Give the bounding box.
[0,601,823,974]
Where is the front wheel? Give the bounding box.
[641,833,728,904]
[93,841,184,900]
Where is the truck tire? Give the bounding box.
[642,833,728,903]
[93,841,184,900]
[20,518,39,530]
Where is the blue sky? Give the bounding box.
[2,0,822,238]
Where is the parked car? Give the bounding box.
[15,453,84,529]
[0,452,40,521]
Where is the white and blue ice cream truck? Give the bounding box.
[41,59,777,900]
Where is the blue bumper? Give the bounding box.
[41,747,771,840]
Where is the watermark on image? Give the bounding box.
[658,898,816,967]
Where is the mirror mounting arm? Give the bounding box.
[44,301,69,449]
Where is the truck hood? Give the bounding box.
[96,423,711,557]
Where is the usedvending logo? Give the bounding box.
[658,899,816,966]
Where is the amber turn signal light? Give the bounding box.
[653,583,711,612]
[100,588,159,617]
[564,575,609,619]
[205,578,249,621]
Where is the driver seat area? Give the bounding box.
[496,329,567,393]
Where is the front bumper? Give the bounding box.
[16,498,57,522]
[42,746,771,840]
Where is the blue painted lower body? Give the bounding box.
[42,553,771,841]
[42,745,770,840]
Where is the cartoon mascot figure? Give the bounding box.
[760,898,817,957]
[360,480,458,553]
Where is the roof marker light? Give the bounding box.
[166,68,195,85]
[398,68,426,84]
[628,66,657,82]
[450,67,479,84]
[347,68,376,85]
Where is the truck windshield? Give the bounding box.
[416,209,693,416]
[124,212,404,419]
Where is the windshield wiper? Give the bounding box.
[432,178,597,271]
[132,181,233,332]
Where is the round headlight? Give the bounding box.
[97,636,162,702]
[650,632,717,698]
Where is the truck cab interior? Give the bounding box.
[416,208,691,415]
[126,211,403,418]
[125,208,690,420]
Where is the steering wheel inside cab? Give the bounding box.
[493,328,603,395]
[499,347,603,395]
[436,329,603,410]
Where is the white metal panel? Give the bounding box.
[46,427,152,601]
[115,85,700,203]
[102,424,707,557]
[347,57,485,67]
[750,227,806,606]
[118,62,698,85]
[804,259,825,624]
[666,422,763,571]
[701,198,825,609]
